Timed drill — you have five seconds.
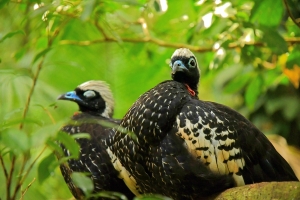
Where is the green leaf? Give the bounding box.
[38,152,58,183]
[71,172,94,196]
[0,129,30,154]
[224,73,251,93]
[46,139,64,156]
[80,0,96,21]
[282,96,300,120]
[287,46,300,69]
[14,47,27,61]
[0,30,25,43]
[262,68,281,88]
[262,28,288,55]
[134,194,173,200]
[32,48,52,64]
[56,131,80,159]
[245,75,263,110]
[241,45,262,64]
[250,0,284,27]
[71,133,91,140]
[0,0,9,9]
[92,191,128,200]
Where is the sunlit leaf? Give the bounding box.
[71,172,94,196]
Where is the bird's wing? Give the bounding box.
[175,99,298,185]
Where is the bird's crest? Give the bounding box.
[78,80,115,117]
[171,48,196,60]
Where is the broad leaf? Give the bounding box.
[71,172,94,196]
[38,152,58,183]
[0,129,30,154]
[56,131,80,159]
[250,0,284,27]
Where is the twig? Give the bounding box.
[282,0,300,29]
[11,153,29,200]
[19,56,46,130]
[7,157,16,200]
[59,36,300,52]
[0,155,8,179]
[20,177,36,200]
[11,146,47,200]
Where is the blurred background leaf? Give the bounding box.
[0,0,299,199]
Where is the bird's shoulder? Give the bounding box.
[120,80,194,145]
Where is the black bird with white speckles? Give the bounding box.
[110,48,298,200]
[57,80,134,200]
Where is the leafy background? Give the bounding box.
[0,0,299,199]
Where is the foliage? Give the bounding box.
[0,0,299,199]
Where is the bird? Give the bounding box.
[57,80,135,200]
[109,48,298,200]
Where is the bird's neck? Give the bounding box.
[78,106,108,118]
[172,73,199,96]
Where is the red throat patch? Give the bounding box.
[185,84,196,96]
[73,111,80,116]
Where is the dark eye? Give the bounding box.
[188,58,196,68]
[83,90,96,98]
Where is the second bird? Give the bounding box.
[57,80,134,200]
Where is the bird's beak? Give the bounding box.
[57,91,83,103]
[172,60,188,74]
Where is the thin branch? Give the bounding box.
[7,157,16,200]
[11,146,47,200]
[0,156,8,179]
[283,0,300,29]
[20,178,36,200]
[60,36,300,52]
[19,57,46,130]
[11,153,29,200]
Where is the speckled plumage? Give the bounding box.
[110,49,298,200]
[57,80,134,200]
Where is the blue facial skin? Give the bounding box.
[58,91,83,103]
[172,60,188,74]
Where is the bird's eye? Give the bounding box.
[83,90,96,98]
[188,58,196,68]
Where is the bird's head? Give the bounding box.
[57,80,115,118]
[170,48,200,95]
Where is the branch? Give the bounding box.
[59,37,300,53]
[207,181,300,199]
[0,156,8,179]
[283,0,300,29]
